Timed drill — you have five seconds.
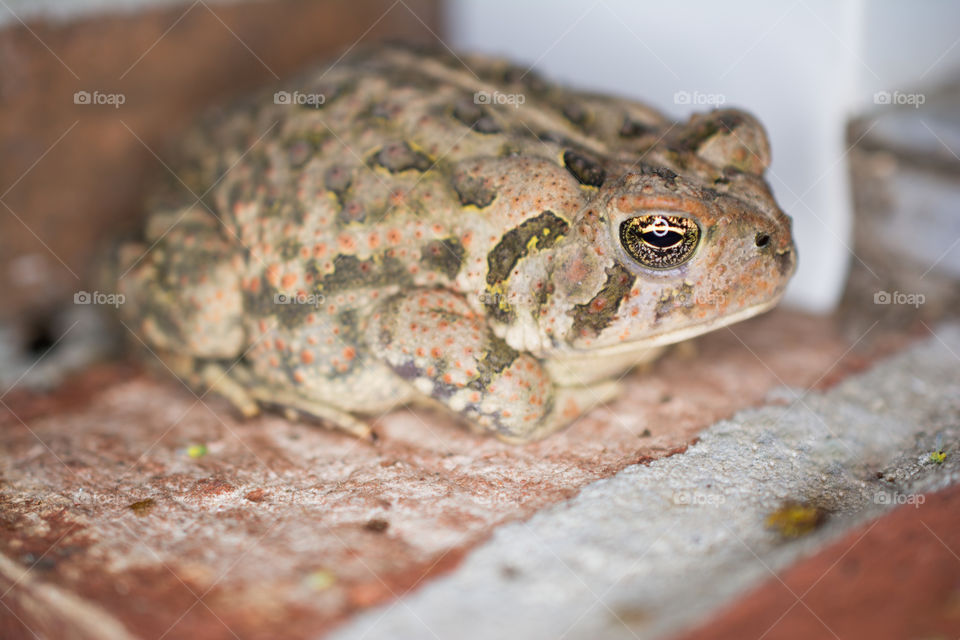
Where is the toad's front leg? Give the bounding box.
[368,288,620,443]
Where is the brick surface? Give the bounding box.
[0,309,921,639]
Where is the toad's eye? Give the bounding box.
[619,215,700,269]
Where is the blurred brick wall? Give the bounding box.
[0,0,443,322]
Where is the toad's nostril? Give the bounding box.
[755,232,770,248]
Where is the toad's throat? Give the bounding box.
[560,293,784,359]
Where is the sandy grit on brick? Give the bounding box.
[0,310,923,639]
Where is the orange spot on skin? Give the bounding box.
[338,234,356,251]
[368,233,380,249]
[313,244,327,258]
[301,350,314,364]
[266,264,281,287]
[443,373,453,384]
[293,371,306,383]
[275,338,285,351]
[343,347,356,361]
[430,347,442,358]
[416,347,426,357]
[387,229,402,245]
[281,274,297,289]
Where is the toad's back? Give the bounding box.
[116,45,795,442]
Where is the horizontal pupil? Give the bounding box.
[640,230,683,248]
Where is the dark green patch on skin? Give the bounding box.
[248,284,319,330]
[337,200,367,226]
[569,263,636,338]
[314,252,412,295]
[486,211,570,285]
[499,65,548,93]
[471,335,519,389]
[562,150,605,187]
[654,282,695,321]
[620,118,656,138]
[372,142,433,173]
[335,308,361,344]
[452,169,497,208]
[561,102,589,127]
[677,113,744,153]
[642,165,679,186]
[421,237,465,279]
[324,165,353,200]
[452,99,502,134]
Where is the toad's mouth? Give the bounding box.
[565,292,786,358]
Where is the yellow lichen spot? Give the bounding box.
[765,502,826,539]
[930,450,947,465]
[187,443,208,458]
[304,569,336,591]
